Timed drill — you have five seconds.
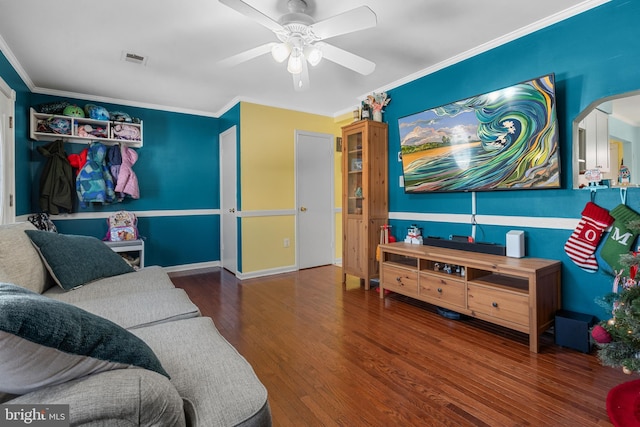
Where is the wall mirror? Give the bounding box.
[573,90,640,189]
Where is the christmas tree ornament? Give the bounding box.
[564,202,614,273]
[601,204,640,272]
[608,318,616,326]
[592,324,612,343]
[623,366,633,375]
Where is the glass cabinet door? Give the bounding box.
[346,130,363,215]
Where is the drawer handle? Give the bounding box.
[437,288,443,293]
[492,302,498,308]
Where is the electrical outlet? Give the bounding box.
[283,238,290,248]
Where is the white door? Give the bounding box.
[220,126,238,274]
[296,131,333,269]
[0,76,15,225]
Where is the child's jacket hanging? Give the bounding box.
[38,139,74,214]
[114,145,140,199]
[76,142,116,206]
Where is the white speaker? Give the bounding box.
[506,230,525,258]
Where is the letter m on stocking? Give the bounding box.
[611,226,633,246]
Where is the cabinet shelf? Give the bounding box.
[342,120,388,289]
[104,239,145,269]
[469,272,528,293]
[30,108,143,148]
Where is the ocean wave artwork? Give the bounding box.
[398,74,560,193]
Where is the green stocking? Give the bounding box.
[601,204,640,273]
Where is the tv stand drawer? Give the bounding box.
[419,273,465,308]
[381,264,418,296]
[467,284,529,327]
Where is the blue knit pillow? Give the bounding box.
[0,283,168,395]
[24,230,134,290]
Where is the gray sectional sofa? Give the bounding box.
[0,221,271,426]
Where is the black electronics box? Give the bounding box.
[555,310,596,353]
[422,237,506,256]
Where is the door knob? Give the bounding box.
[300,206,307,212]
[229,208,235,213]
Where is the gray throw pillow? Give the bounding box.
[0,283,168,395]
[24,229,134,290]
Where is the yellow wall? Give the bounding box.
[239,103,351,273]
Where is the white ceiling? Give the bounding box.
[0,0,606,117]
[609,94,640,127]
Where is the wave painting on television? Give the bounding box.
[398,73,560,193]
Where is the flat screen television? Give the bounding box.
[398,73,560,193]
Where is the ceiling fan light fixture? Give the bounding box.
[287,50,304,74]
[271,42,291,63]
[304,45,322,67]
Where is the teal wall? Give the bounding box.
[0,52,221,267]
[383,0,640,318]
[0,52,33,215]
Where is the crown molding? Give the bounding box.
[357,0,611,109]
[0,33,35,91]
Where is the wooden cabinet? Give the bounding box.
[30,108,143,148]
[341,120,388,289]
[579,108,609,172]
[379,242,561,353]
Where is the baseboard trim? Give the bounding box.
[237,265,297,280]
[164,261,220,274]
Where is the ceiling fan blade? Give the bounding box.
[292,58,310,92]
[219,42,277,67]
[310,6,377,40]
[219,0,284,32]
[316,42,375,75]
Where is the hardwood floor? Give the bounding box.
[169,265,628,427]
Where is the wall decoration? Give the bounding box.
[398,73,560,193]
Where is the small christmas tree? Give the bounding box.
[593,219,640,374]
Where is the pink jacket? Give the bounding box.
[114,146,140,199]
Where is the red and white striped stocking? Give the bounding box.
[564,201,613,273]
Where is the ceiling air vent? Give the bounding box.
[121,51,148,66]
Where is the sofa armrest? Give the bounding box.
[6,369,185,427]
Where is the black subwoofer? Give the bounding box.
[555,309,596,353]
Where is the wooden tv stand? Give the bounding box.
[378,242,561,353]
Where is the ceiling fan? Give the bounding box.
[218,0,377,91]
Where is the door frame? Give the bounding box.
[219,125,238,275]
[294,130,335,269]
[0,76,15,225]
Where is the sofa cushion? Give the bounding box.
[0,222,50,294]
[132,317,271,427]
[43,265,175,303]
[24,229,134,290]
[7,369,186,427]
[0,283,168,395]
[72,288,201,329]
